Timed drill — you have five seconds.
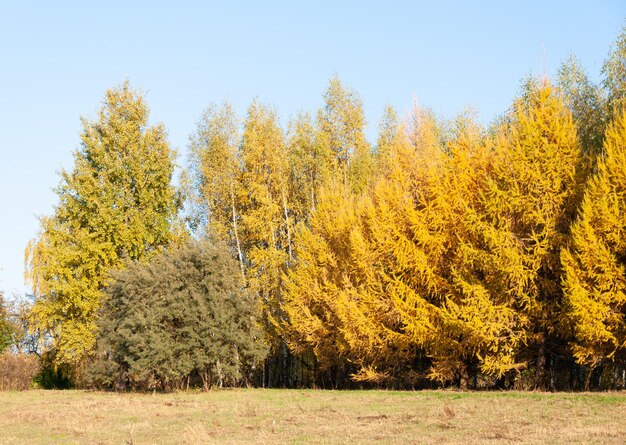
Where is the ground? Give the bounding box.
[1,389,625,444]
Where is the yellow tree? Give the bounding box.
[25,82,180,369]
[562,107,626,373]
[281,180,359,381]
[484,80,583,387]
[188,102,246,282]
[239,101,292,342]
[286,112,331,220]
[352,108,526,387]
[283,107,445,386]
[427,113,528,386]
[317,76,374,193]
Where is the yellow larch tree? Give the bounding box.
[428,113,527,386]
[484,80,583,387]
[562,107,626,373]
[281,180,359,381]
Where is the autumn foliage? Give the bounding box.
[22,26,626,390]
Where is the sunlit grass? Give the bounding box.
[1,389,625,444]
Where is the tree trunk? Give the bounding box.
[230,186,246,285]
[536,334,547,390]
[459,365,470,391]
[282,189,293,265]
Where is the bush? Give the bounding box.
[0,352,40,391]
[91,239,268,391]
[32,351,73,389]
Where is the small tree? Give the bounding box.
[94,240,267,391]
[0,293,13,353]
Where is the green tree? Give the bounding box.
[375,104,400,175]
[95,240,268,391]
[25,81,181,370]
[603,24,626,118]
[0,293,13,353]
[557,55,606,159]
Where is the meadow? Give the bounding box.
[1,389,625,444]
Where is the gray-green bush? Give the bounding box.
[90,240,268,391]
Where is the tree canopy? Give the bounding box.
[93,240,268,391]
[25,81,181,370]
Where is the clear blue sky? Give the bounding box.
[1,1,624,298]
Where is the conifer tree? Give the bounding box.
[25,82,180,369]
[282,107,446,385]
[428,113,528,385]
[562,108,626,372]
[281,179,362,379]
[485,81,583,387]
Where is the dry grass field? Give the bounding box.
[1,389,625,444]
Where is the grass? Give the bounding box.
[1,389,626,444]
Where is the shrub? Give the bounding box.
[91,239,268,391]
[0,352,40,391]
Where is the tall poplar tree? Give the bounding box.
[317,76,373,193]
[286,112,330,218]
[238,101,292,342]
[188,102,246,282]
[25,81,180,369]
[557,55,605,159]
[603,25,626,119]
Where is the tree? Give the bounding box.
[238,101,291,330]
[286,112,330,218]
[25,81,181,370]
[188,102,246,282]
[282,107,447,386]
[375,105,400,175]
[557,55,605,159]
[317,76,373,193]
[603,24,626,119]
[281,179,368,385]
[95,240,268,391]
[562,108,626,374]
[484,80,583,387]
[0,293,13,353]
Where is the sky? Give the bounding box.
[0,1,624,299]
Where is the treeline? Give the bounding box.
[8,26,626,391]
